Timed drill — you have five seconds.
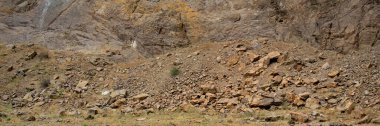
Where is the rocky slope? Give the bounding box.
[0,0,379,125]
[0,39,379,125]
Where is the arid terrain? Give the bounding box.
[0,0,379,126]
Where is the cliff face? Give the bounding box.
[0,0,379,55]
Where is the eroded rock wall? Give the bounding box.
[0,0,379,55]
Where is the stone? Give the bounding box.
[293,97,305,106]
[336,99,354,113]
[328,70,340,77]
[110,89,127,98]
[110,98,127,108]
[285,92,296,103]
[1,95,9,101]
[298,92,311,100]
[200,84,217,94]
[327,99,338,104]
[322,62,330,70]
[23,92,34,102]
[303,78,319,85]
[76,80,89,90]
[26,51,37,60]
[325,82,338,88]
[34,101,45,106]
[272,76,283,86]
[132,93,150,100]
[205,93,216,100]
[259,51,281,67]
[173,59,182,66]
[250,95,274,107]
[180,103,195,112]
[88,108,99,115]
[216,98,230,104]
[290,112,309,123]
[6,66,13,72]
[226,55,240,66]
[136,117,146,121]
[216,56,222,63]
[235,44,247,51]
[58,110,66,117]
[244,67,264,77]
[121,107,134,113]
[329,122,348,126]
[20,115,36,121]
[305,98,320,109]
[6,44,16,49]
[267,51,281,59]
[101,90,111,96]
[372,117,380,124]
[293,87,310,95]
[263,115,282,122]
[246,52,261,62]
[84,114,94,120]
[217,98,239,108]
[355,115,371,124]
[26,115,36,121]
[66,110,80,116]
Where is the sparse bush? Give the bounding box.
[40,79,50,88]
[170,67,180,77]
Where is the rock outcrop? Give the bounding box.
[0,0,379,55]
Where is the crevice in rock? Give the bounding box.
[46,0,78,28]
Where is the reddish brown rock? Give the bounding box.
[259,51,281,67]
[246,52,260,62]
[244,67,264,77]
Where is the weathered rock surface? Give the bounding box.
[1,0,378,55]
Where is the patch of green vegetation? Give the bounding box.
[170,67,180,77]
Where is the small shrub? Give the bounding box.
[40,79,50,88]
[170,67,180,77]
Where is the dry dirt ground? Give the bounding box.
[0,38,379,125]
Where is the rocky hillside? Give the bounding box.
[0,0,379,125]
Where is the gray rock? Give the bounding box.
[250,95,274,107]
